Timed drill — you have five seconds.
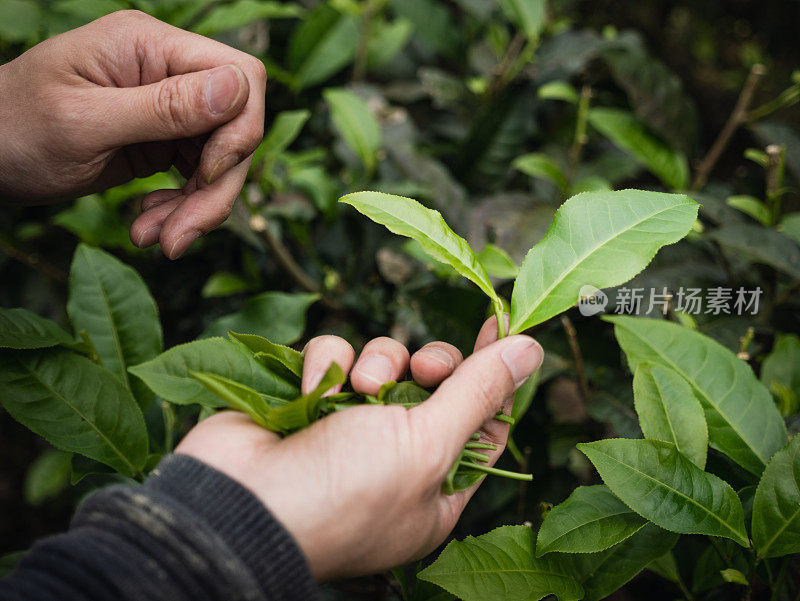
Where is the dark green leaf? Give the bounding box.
[633,363,708,468]
[570,523,679,601]
[201,272,253,298]
[129,338,298,408]
[324,88,382,171]
[708,223,800,281]
[536,485,646,556]
[287,4,359,90]
[0,0,40,42]
[378,380,431,405]
[202,292,319,344]
[578,438,749,546]
[418,525,584,601]
[780,212,800,246]
[752,436,800,558]
[24,448,72,506]
[588,108,689,190]
[193,0,303,36]
[608,316,788,476]
[0,349,148,476]
[67,244,162,410]
[761,334,800,405]
[0,308,73,349]
[254,109,311,164]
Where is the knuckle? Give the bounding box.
[155,78,191,133]
[107,9,150,24]
[249,56,267,83]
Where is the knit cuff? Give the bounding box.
[143,453,319,601]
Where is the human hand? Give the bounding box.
[175,317,543,580]
[0,10,266,259]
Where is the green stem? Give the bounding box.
[458,461,533,481]
[506,435,525,465]
[494,412,515,425]
[566,85,592,188]
[470,432,481,441]
[162,401,175,453]
[747,81,800,122]
[462,449,490,462]
[465,441,498,450]
[494,301,507,339]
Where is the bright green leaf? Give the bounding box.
[536,485,646,556]
[588,108,689,190]
[752,436,800,558]
[377,380,431,405]
[202,292,319,344]
[324,88,382,171]
[340,192,502,312]
[366,18,413,69]
[510,190,698,333]
[633,363,708,468]
[578,438,749,547]
[726,195,771,226]
[497,0,546,39]
[0,308,73,349]
[67,244,162,411]
[0,349,148,476]
[129,338,298,408]
[229,331,304,385]
[267,363,345,433]
[190,371,281,429]
[608,316,788,476]
[720,568,749,586]
[418,525,584,601]
[477,244,519,279]
[779,212,800,245]
[513,153,567,192]
[193,0,303,36]
[538,81,578,103]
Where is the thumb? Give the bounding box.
[96,64,249,147]
[413,335,543,451]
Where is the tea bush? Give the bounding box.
[1,0,799,599]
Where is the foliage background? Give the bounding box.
[1,0,799,598]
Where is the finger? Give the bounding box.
[129,195,182,248]
[410,342,462,388]
[158,159,251,258]
[473,314,510,353]
[95,64,250,147]
[350,337,410,395]
[302,336,356,396]
[412,335,543,453]
[141,188,182,212]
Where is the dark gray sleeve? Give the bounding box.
[0,454,320,601]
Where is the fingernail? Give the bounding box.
[136,225,161,248]
[419,347,454,370]
[500,337,543,388]
[168,230,200,260]
[355,355,393,385]
[205,65,243,115]
[206,153,239,185]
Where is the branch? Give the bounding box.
[0,238,67,284]
[692,63,766,190]
[250,215,343,311]
[561,315,590,402]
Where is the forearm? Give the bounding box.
[0,455,319,601]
